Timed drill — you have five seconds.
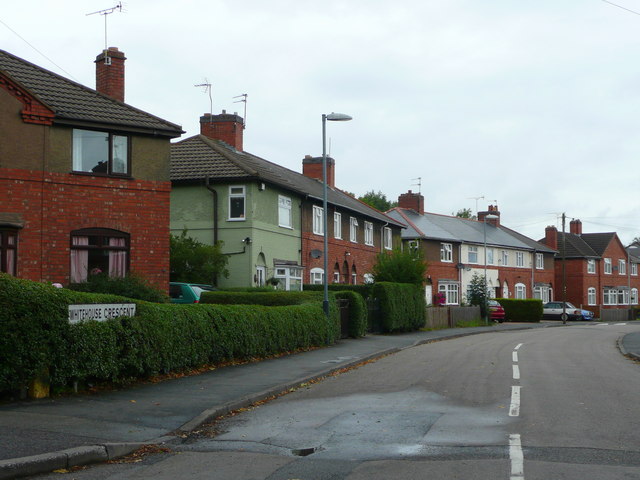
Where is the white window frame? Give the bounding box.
[228,185,246,220]
[501,250,508,266]
[487,248,494,265]
[468,246,478,264]
[632,263,638,276]
[632,288,639,305]
[587,259,596,274]
[364,221,374,246]
[278,195,292,228]
[515,283,526,299]
[274,266,303,291]
[619,259,626,275]
[438,283,459,305]
[310,267,324,285]
[536,253,544,270]
[312,205,324,235]
[603,287,617,305]
[350,217,358,243]
[383,227,392,250]
[516,251,525,268]
[334,212,342,239]
[587,287,596,306]
[604,258,612,274]
[440,243,453,263]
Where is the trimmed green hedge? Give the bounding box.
[373,282,426,332]
[200,290,324,306]
[335,291,368,338]
[0,274,340,395]
[303,284,373,298]
[496,298,542,322]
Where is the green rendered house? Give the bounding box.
[170,111,404,290]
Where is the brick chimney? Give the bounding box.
[478,204,500,227]
[544,225,558,250]
[570,219,582,235]
[200,111,244,151]
[398,190,424,215]
[302,155,335,188]
[95,47,126,102]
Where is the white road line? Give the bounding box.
[596,323,609,326]
[509,434,524,479]
[615,323,627,326]
[512,351,519,363]
[512,364,520,380]
[514,343,523,350]
[509,386,521,417]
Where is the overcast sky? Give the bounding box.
[3,0,640,243]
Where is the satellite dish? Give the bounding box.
[310,249,322,259]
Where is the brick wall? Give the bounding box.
[1,167,170,290]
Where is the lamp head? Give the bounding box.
[325,112,352,122]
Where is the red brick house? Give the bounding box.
[386,191,556,305]
[540,220,639,316]
[0,47,183,288]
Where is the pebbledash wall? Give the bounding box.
[0,167,170,288]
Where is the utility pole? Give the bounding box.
[562,213,567,325]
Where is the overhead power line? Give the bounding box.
[602,0,640,16]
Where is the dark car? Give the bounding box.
[488,299,505,323]
[542,301,594,321]
[169,282,216,304]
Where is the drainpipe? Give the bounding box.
[205,177,219,285]
[531,249,535,300]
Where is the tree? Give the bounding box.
[467,272,488,318]
[454,208,476,220]
[170,229,229,284]
[359,190,398,212]
[371,248,427,286]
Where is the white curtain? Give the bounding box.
[70,236,89,282]
[108,237,126,278]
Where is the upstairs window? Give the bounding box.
[70,228,129,283]
[313,206,324,235]
[0,230,18,276]
[604,258,612,274]
[536,253,544,269]
[587,259,596,274]
[632,263,638,276]
[383,227,392,250]
[619,259,626,275]
[72,129,129,176]
[334,212,342,239]
[350,217,358,243]
[468,246,478,264]
[229,186,246,220]
[364,222,374,246]
[501,250,508,266]
[440,243,453,262]
[516,251,525,267]
[278,195,292,228]
[487,248,494,265]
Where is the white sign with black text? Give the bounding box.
[68,304,136,323]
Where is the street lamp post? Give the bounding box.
[483,214,499,324]
[322,112,352,317]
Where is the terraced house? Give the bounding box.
[170,112,404,289]
[386,191,556,305]
[0,48,183,288]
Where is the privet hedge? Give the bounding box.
[0,274,340,395]
[496,298,542,322]
[303,284,373,298]
[335,291,368,338]
[372,282,426,332]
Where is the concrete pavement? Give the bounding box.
[1,321,638,479]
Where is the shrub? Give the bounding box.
[372,282,426,332]
[371,248,427,286]
[303,284,373,298]
[67,272,168,303]
[335,291,368,338]
[497,298,542,322]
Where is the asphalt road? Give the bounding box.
[30,323,640,480]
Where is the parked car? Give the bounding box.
[169,282,216,304]
[488,299,505,323]
[542,301,594,321]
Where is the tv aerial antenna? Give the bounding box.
[86,2,123,52]
[467,196,484,214]
[411,177,422,194]
[233,93,248,128]
[194,79,213,121]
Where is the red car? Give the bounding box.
[488,299,505,323]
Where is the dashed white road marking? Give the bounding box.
[512,351,519,363]
[514,343,523,350]
[509,385,521,417]
[509,434,524,479]
[615,323,627,326]
[512,364,520,380]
